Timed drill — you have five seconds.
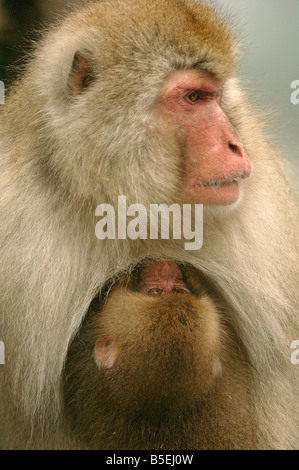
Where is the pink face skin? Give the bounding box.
[140,261,190,295]
[157,70,252,205]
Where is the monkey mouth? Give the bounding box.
[197,175,245,188]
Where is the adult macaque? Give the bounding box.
[0,0,298,450]
[64,261,256,450]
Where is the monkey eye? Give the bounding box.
[186,89,219,104]
[148,288,163,295]
[187,90,202,103]
[174,288,188,294]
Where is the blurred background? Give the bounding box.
[0,0,298,192]
[217,0,299,194]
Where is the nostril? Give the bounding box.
[228,142,238,153]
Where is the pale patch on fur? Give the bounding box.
[212,358,222,378]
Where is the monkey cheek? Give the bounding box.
[94,337,118,369]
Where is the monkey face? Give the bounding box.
[154,70,252,205]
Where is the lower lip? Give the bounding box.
[193,181,240,205]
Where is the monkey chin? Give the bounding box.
[202,180,248,223]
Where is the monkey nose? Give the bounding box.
[228,141,246,158]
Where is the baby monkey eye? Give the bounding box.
[148,288,163,295]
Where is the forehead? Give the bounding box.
[161,69,223,93]
[73,0,238,80]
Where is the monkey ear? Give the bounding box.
[67,50,94,96]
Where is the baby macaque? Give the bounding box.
[63,261,256,450]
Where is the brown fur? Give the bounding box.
[63,271,256,450]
